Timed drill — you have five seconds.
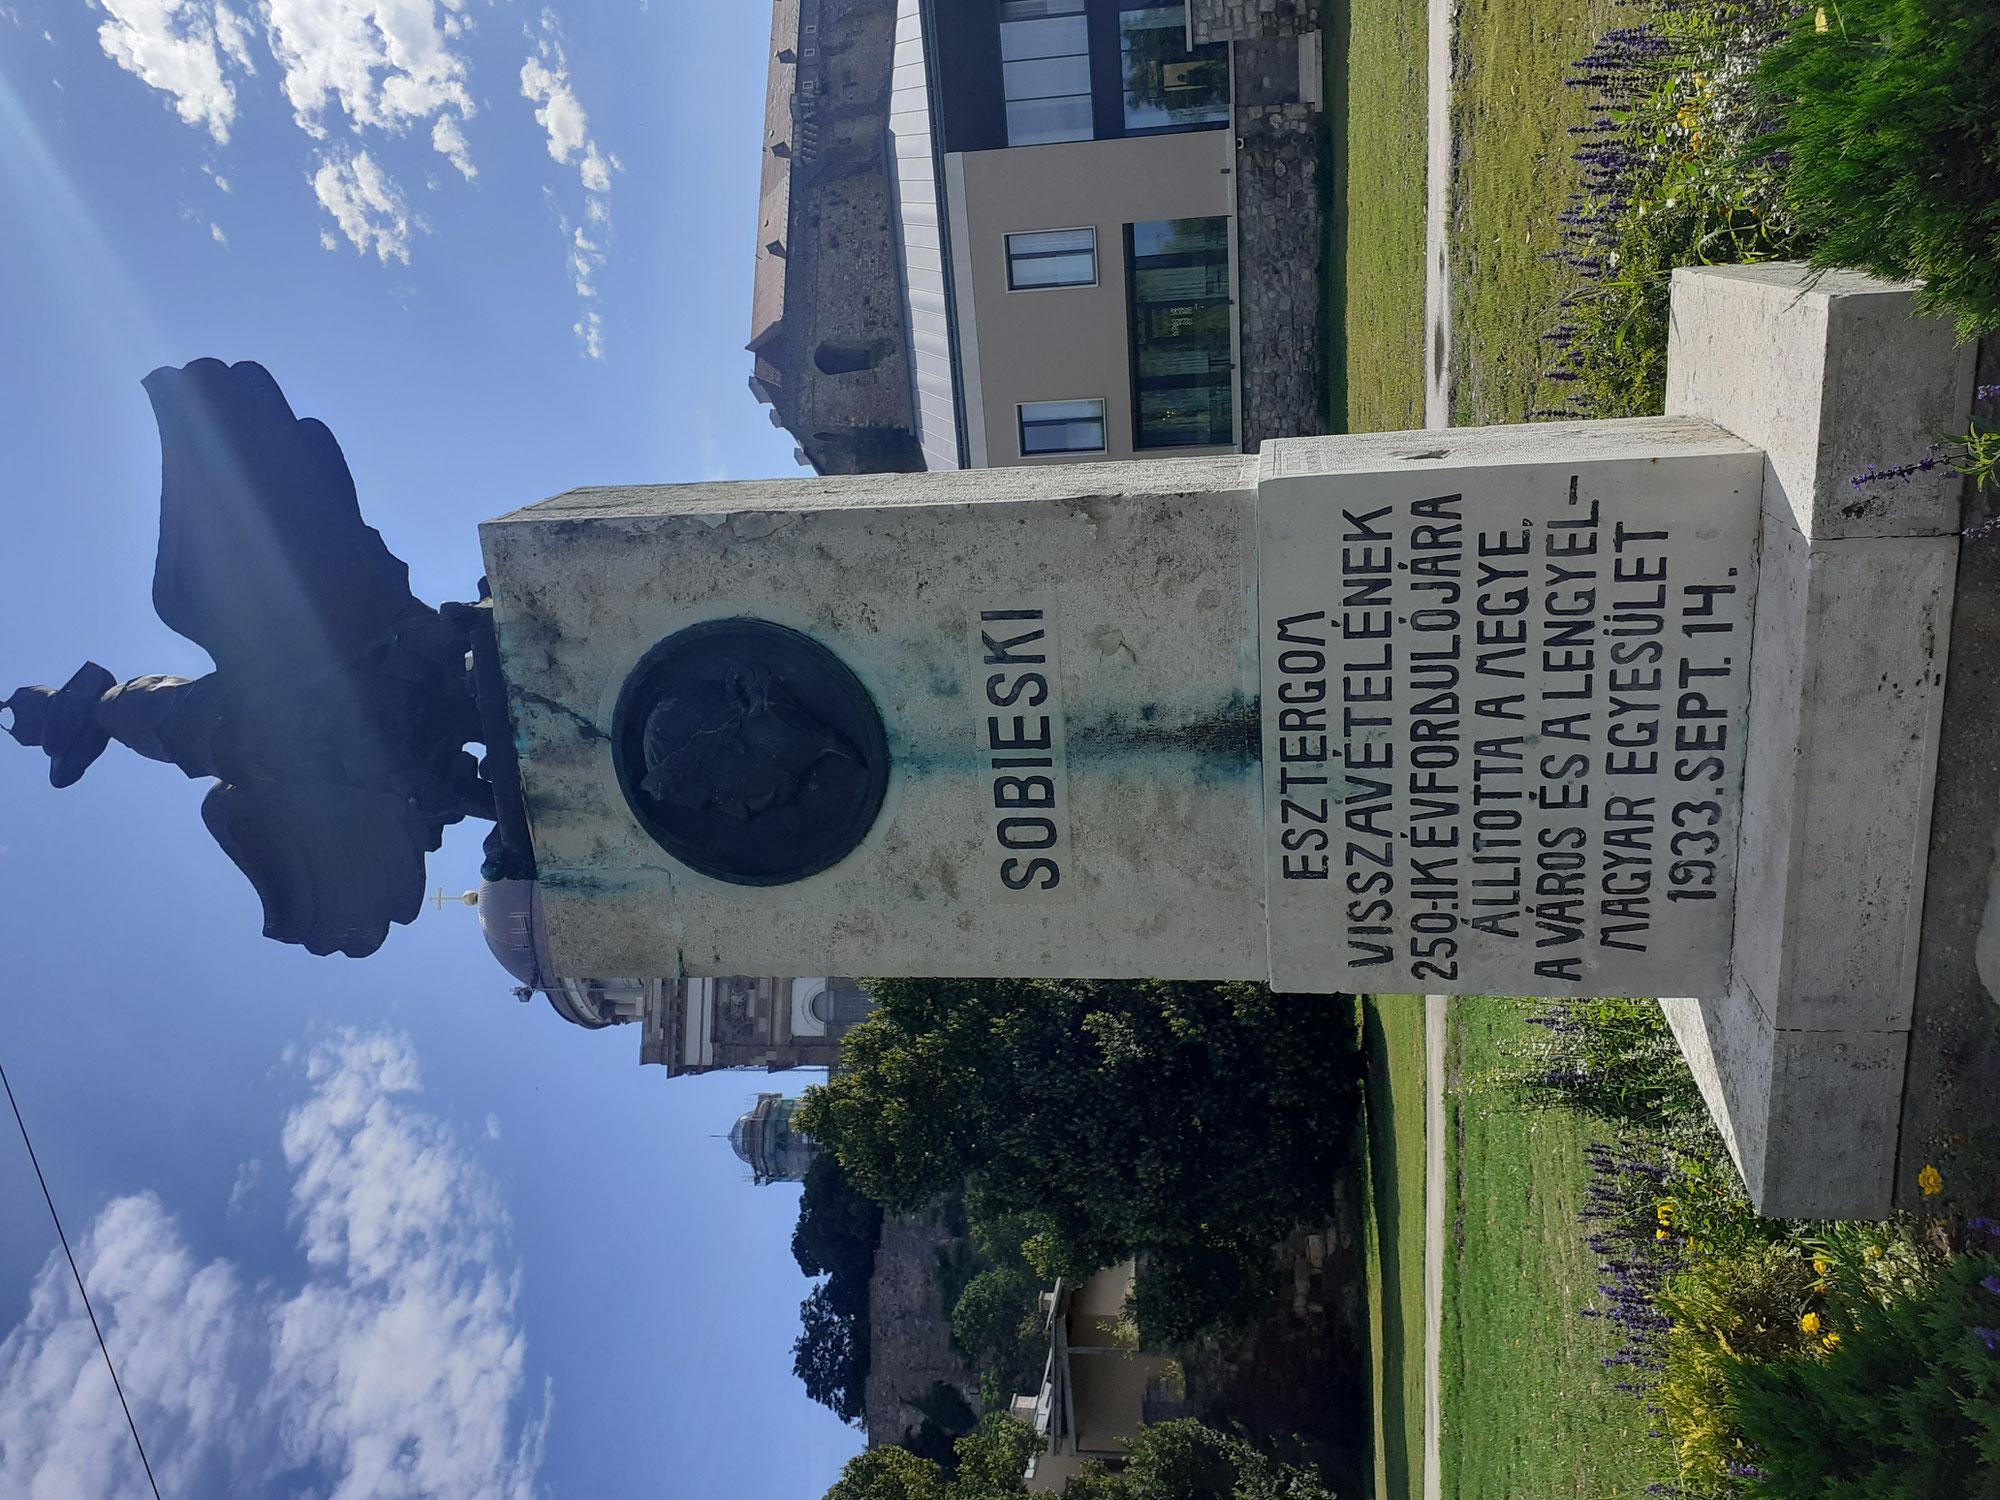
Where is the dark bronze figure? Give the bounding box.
[612,619,889,886]
[3,359,528,958]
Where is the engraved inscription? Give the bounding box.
[970,603,1070,897]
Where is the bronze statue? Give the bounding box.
[3,359,528,958]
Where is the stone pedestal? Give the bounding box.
[1659,264,1975,1218]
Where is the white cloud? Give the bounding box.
[0,1032,546,1500]
[97,0,255,144]
[431,112,475,179]
[264,0,476,177]
[312,149,414,263]
[520,21,616,358]
[210,221,227,243]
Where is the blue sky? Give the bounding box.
[0,2,860,1495]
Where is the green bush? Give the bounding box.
[1061,1420,1339,1500]
[1726,1254,2000,1494]
[796,979,1364,1342]
[1757,0,2000,339]
[949,1267,1047,1410]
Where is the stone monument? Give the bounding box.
[5,266,1976,1218]
[478,264,1973,1217]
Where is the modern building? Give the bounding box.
[1009,1261,1190,1490]
[749,0,1328,474]
[477,877,875,1075]
[729,1092,822,1183]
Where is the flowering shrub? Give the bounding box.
[1536,0,1803,419]
[1505,997,1997,1493]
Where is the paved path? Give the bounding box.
[1422,0,1453,427]
[1423,993,1447,1500]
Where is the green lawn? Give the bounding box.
[1439,997,1665,1498]
[1448,0,1622,424]
[1328,0,1428,433]
[1359,994,1428,1500]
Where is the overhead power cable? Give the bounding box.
[0,1051,163,1500]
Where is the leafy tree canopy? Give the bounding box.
[821,1418,1336,1500]
[795,979,1363,1342]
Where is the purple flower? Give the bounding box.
[1729,1462,1770,1479]
[1980,1274,2000,1297]
[1974,1327,2000,1352]
[1977,384,2000,403]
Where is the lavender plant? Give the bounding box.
[1534,0,1804,420]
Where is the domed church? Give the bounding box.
[477,877,875,1076]
[729,1092,819,1184]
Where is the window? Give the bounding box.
[1007,227,1097,289]
[1119,5,1230,133]
[1019,399,1106,455]
[1000,0,1092,146]
[1126,217,1234,448]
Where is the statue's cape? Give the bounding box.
[143,359,448,958]
[143,358,435,678]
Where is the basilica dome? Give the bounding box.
[478,877,649,1030]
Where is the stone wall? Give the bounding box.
[751,0,924,474]
[862,1207,978,1447]
[1232,40,1328,451]
[1191,0,1321,45]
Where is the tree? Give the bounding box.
[791,1155,885,1422]
[795,1152,886,1285]
[795,980,1364,1341]
[825,1415,1033,1500]
[796,1280,870,1424]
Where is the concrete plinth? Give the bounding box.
[1662,264,1975,1218]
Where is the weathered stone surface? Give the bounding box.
[1232,64,1327,452]
[481,458,1268,984]
[1896,339,2000,1215]
[1257,419,1763,996]
[1191,0,1320,44]
[1661,264,1973,1219]
[864,1209,977,1449]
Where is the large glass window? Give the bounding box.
[1119,5,1230,132]
[1001,0,1092,146]
[1125,217,1234,449]
[1019,398,1107,455]
[1007,227,1097,289]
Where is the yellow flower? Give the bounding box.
[1656,1228,1671,1240]
[1813,1257,1830,1276]
[1801,1312,1822,1334]
[1822,1333,1842,1350]
[1814,5,1829,29]
[1919,1165,1944,1196]
[1866,1245,1885,1261]
[1657,1201,1675,1224]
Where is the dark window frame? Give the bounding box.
[1006,227,1099,290]
[1018,398,1108,456]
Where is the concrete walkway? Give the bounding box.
[1423,993,1447,1500]
[1422,0,1453,428]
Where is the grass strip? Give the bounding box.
[1448,0,1622,424]
[1439,996,1665,1498]
[1334,0,1427,432]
